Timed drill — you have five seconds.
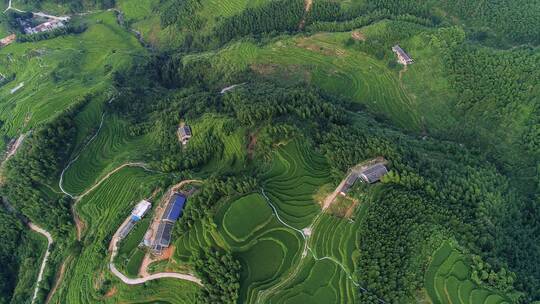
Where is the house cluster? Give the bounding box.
[24,19,66,35]
[340,163,388,195]
[118,200,152,239]
[177,124,192,146]
[0,34,16,48]
[143,193,187,254]
[392,45,414,65]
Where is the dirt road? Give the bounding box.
[28,223,53,304]
[321,177,348,210]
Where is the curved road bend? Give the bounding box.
[109,214,202,286]
[28,223,53,304]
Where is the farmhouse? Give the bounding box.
[340,173,359,195]
[392,45,414,65]
[119,200,152,239]
[359,163,388,184]
[177,125,192,145]
[145,193,187,253]
[131,200,151,221]
[25,19,65,35]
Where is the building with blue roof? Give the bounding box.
[162,193,186,222]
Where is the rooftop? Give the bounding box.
[359,163,388,184]
[162,193,186,222]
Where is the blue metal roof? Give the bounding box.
[163,193,186,222]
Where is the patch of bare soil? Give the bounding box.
[72,205,85,241]
[247,133,258,159]
[298,0,313,29]
[351,31,366,41]
[251,63,279,75]
[139,246,175,276]
[296,37,345,57]
[399,64,408,82]
[343,198,359,218]
[45,256,71,304]
[104,286,117,298]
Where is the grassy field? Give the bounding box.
[0,11,145,138]
[425,242,512,304]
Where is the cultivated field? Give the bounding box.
[425,242,512,304]
[202,32,422,131]
[211,140,364,303]
[0,11,144,137]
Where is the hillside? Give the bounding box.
[0,0,539,304]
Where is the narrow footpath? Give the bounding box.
[28,222,53,304]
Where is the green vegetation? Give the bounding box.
[425,242,514,304]
[125,248,145,277]
[0,11,144,136]
[2,0,540,303]
[0,208,46,304]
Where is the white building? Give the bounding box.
[131,200,151,221]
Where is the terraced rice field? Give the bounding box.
[192,114,248,173]
[217,195,303,303]
[206,32,421,130]
[51,166,200,303]
[200,0,268,19]
[61,114,157,195]
[0,11,144,137]
[425,242,512,304]
[261,140,331,229]
[222,193,273,242]
[265,208,365,304]
[212,140,364,303]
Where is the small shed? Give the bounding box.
[178,125,192,145]
[359,163,388,184]
[119,220,136,239]
[392,45,414,65]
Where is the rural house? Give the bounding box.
[145,193,187,254]
[359,163,388,184]
[119,200,152,239]
[177,125,192,145]
[25,19,65,35]
[392,45,414,65]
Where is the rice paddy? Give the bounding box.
[0,11,145,137]
[425,242,512,304]
[204,32,422,130]
[210,140,365,303]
